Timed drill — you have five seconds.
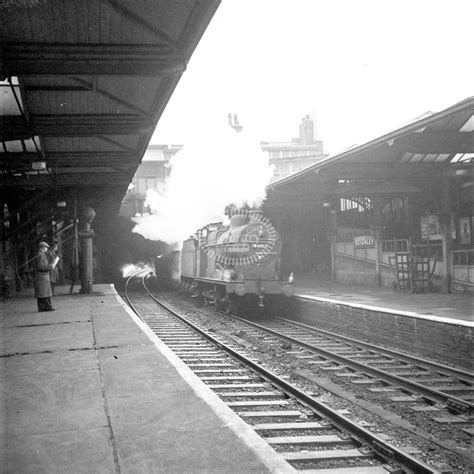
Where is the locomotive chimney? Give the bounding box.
[230,214,249,227]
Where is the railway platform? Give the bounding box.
[294,277,473,323]
[291,277,473,369]
[0,284,293,473]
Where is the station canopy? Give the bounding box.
[265,97,474,210]
[0,0,220,219]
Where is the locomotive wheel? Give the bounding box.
[223,296,232,314]
[215,297,224,312]
[223,295,238,315]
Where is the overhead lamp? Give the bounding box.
[32,161,46,171]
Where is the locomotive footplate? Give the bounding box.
[191,276,294,297]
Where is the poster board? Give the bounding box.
[460,217,471,245]
[420,215,442,241]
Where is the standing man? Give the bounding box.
[34,241,55,312]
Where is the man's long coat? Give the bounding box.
[34,250,52,298]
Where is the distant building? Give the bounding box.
[261,115,328,181]
[120,144,182,217]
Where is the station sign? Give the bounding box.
[354,235,375,249]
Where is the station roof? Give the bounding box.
[0,0,220,219]
[265,97,474,208]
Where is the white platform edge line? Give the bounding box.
[111,285,296,474]
[295,294,474,327]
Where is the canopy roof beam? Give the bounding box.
[0,115,152,140]
[395,131,474,154]
[0,151,137,169]
[315,162,454,180]
[0,174,130,187]
[269,181,423,198]
[101,0,183,53]
[0,43,186,77]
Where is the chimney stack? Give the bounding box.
[299,115,314,145]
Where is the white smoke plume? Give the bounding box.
[132,119,273,244]
[121,262,155,278]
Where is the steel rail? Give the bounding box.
[123,269,153,317]
[278,316,474,381]
[139,280,437,474]
[226,313,473,413]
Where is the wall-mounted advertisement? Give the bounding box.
[460,217,471,245]
[420,214,442,241]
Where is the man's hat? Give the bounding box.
[38,241,50,248]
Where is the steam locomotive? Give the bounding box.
[176,211,294,311]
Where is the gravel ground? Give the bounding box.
[157,292,473,473]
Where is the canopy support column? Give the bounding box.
[373,195,384,287]
[79,207,96,294]
[440,178,453,293]
[329,210,338,281]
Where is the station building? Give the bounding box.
[263,97,474,294]
[120,144,182,218]
[261,115,328,182]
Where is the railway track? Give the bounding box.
[165,284,473,422]
[226,313,474,420]
[125,272,437,473]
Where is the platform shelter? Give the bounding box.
[263,98,474,294]
[0,0,221,297]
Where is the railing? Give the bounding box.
[381,239,409,253]
[411,243,443,260]
[336,239,409,263]
[451,249,474,285]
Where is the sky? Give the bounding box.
[134,0,473,245]
[151,0,474,155]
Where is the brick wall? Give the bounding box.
[285,297,472,370]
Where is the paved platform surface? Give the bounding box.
[1,284,294,474]
[295,278,473,325]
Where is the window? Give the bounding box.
[382,197,408,226]
[277,163,290,173]
[146,177,156,190]
[340,198,372,213]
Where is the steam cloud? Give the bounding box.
[132,120,273,244]
[121,262,155,278]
